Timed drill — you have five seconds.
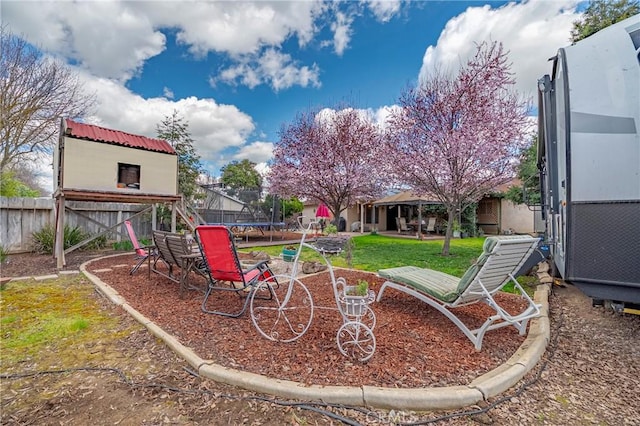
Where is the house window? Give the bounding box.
[117,163,140,189]
[478,199,494,216]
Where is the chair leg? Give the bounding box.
[201,281,254,318]
[130,255,148,275]
[377,281,483,349]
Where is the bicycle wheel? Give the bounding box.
[359,305,376,331]
[250,274,314,343]
[336,321,376,362]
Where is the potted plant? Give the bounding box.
[341,279,374,316]
[325,223,338,235]
[282,245,297,262]
[452,220,462,238]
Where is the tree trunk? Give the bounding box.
[331,204,342,231]
[441,209,456,256]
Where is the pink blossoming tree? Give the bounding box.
[387,41,531,255]
[268,106,388,226]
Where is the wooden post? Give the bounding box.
[116,210,122,243]
[417,202,423,237]
[55,195,66,268]
[171,202,177,232]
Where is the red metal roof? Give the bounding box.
[64,118,176,155]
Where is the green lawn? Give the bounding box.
[246,234,538,295]
[246,234,485,277]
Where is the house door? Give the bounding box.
[387,205,398,231]
[477,197,500,234]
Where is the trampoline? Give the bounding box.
[208,222,286,242]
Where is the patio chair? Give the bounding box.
[425,217,436,234]
[165,233,208,298]
[396,217,411,234]
[195,225,277,318]
[123,220,155,275]
[376,235,542,350]
[151,230,179,282]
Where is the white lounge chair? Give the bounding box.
[376,235,542,350]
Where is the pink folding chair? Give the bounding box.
[123,220,155,275]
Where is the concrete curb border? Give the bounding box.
[79,254,551,411]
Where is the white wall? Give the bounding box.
[60,137,178,195]
[500,199,535,233]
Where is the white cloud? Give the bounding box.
[163,87,174,99]
[255,162,271,178]
[233,141,275,166]
[362,0,404,23]
[67,70,255,178]
[2,0,326,84]
[214,49,321,92]
[4,0,326,93]
[3,1,166,82]
[30,152,55,196]
[331,11,354,56]
[369,105,402,128]
[2,0,404,92]
[161,1,324,57]
[418,0,581,98]
[216,141,276,182]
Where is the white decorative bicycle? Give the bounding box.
[249,217,376,362]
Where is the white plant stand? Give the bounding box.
[249,218,376,361]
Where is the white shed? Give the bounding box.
[53,118,182,267]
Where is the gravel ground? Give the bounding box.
[472,283,640,426]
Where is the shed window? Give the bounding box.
[118,163,140,189]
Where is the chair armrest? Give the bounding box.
[138,244,157,255]
[241,259,270,272]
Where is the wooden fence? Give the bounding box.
[0,197,150,253]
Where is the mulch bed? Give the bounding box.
[85,253,530,389]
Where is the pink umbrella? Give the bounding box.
[315,203,330,218]
[315,203,330,235]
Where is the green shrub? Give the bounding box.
[85,235,107,250]
[112,238,151,252]
[0,244,8,263]
[112,240,133,251]
[32,225,56,254]
[31,224,94,254]
[325,223,338,235]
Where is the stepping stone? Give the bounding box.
[9,276,32,282]
[537,272,554,284]
[34,274,59,281]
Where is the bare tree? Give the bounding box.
[9,162,47,195]
[0,26,94,171]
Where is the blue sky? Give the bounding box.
[3,0,583,192]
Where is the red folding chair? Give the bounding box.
[123,220,155,275]
[195,225,277,317]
